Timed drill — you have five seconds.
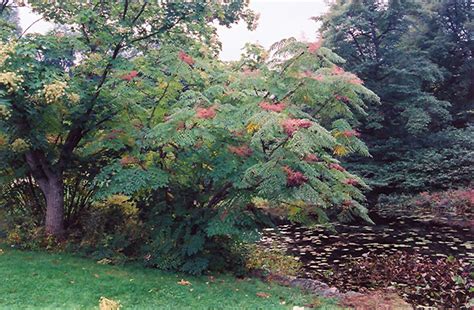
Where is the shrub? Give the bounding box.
[376,187,473,221]
[245,243,302,276]
[68,195,143,263]
[414,188,473,217]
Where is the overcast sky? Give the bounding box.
[18,1,328,61]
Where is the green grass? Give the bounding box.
[0,245,339,309]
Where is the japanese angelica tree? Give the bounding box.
[83,38,379,272]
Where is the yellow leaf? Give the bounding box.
[99,297,120,310]
[246,122,260,134]
[333,145,348,156]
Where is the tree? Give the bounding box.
[0,1,257,237]
[318,0,473,196]
[86,39,378,273]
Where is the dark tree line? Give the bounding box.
[319,0,473,198]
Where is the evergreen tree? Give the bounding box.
[319,0,473,196]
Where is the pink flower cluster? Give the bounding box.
[307,40,322,54]
[120,70,138,81]
[331,66,345,75]
[228,144,253,157]
[178,51,195,66]
[329,163,345,171]
[242,68,260,77]
[304,154,320,162]
[342,199,352,207]
[335,94,350,104]
[196,107,216,119]
[259,101,286,112]
[283,166,308,187]
[282,118,312,136]
[348,75,364,85]
[341,130,360,138]
[300,70,325,81]
[343,178,359,186]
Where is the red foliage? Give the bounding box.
[120,155,139,166]
[342,130,360,138]
[259,101,286,112]
[348,75,363,85]
[307,40,322,54]
[178,50,195,66]
[329,163,345,171]
[342,199,352,207]
[196,106,216,119]
[331,252,471,308]
[313,74,325,81]
[228,144,253,157]
[343,178,359,186]
[283,166,308,187]
[242,68,260,77]
[120,70,139,81]
[335,94,350,104]
[300,71,325,81]
[282,118,313,136]
[414,188,474,217]
[331,66,345,75]
[176,121,186,130]
[231,130,245,138]
[304,154,320,162]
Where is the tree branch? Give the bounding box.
[148,80,171,127]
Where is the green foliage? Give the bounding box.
[348,126,474,193]
[245,243,302,276]
[0,0,257,237]
[319,0,473,196]
[0,2,378,274]
[67,194,142,263]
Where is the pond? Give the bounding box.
[261,213,473,307]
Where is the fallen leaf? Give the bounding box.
[0,249,4,255]
[94,274,100,278]
[256,292,271,298]
[99,297,120,310]
[178,279,191,286]
[97,258,113,265]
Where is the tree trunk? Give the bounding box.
[25,151,65,238]
[43,176,65,237]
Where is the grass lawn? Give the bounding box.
[0,244,339,309]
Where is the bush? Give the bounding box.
[245,243,302,277]
[138,194,263,275]
[414,188,473,217]
[376,188,473,221]
[67,194,143,263]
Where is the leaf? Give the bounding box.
[177,279,191,286]
[256,292,271,298]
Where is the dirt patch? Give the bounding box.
[340,290,412,310]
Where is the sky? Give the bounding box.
[18,1,329,61]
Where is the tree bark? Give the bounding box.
[42,175,65,237]
[25,151,65,238]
